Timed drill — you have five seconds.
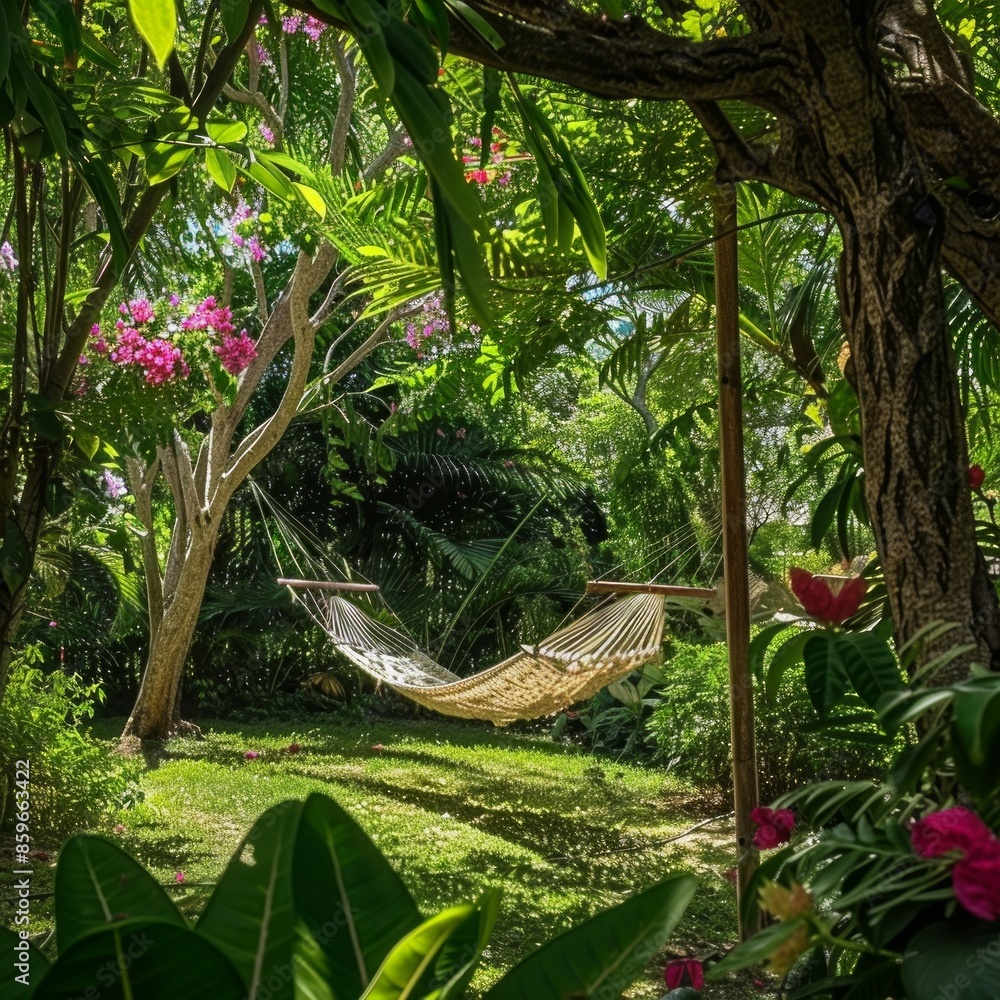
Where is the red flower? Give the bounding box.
[243,750,259,760]
[175,871,185,884]
[751,806,795,850]
[664,958,704,990]
[789,569,867,625]
[970,464,986,490]
[286,742,302,754]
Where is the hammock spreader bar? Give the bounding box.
[282,580,715,725]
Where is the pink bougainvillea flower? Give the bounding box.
[48,620,57,628]
[175,871,185,883]
[129,298,156,324]
[215,330,257,375]
[911,807,995,859]
[244,750,260,760]
[751,806,795,850]
[969,464,986,490]
[664,958,704,990]
[135,338,187,385]
[789,568,867,625]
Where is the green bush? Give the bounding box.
[0,647,144,838]
[646,639,892,801]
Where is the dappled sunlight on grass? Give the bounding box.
[45,717,760,997]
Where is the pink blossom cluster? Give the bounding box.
[95,299,189,385]
[215,330,258,375]
[0,241,18,272]
[101,470,128,499]
[404,295,450,356]
[911,807,1000,921]
[282,13,327,41]
[91,295,258,386]
[258,122,275,146]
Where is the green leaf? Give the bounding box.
[258,149,315,180]
[877,689,953,735]
[707,919,806,980]
[35,919,245,999]
[206,147,238,192]
[837,631,904,708]
[221,0,250,40]
[145,140,197,184]
[952,677,1000,766]
[291,793,423,998]
[765,630,811,702]
[242,156,298,201]
[484,873,697,999]
[54,836,186,954]
[293,182,327,218]
[197,800,303,1000]
[803,631,849,716]
[12,51,68,156]
[206,119,248,145]
[361,904,477,999]
[74,428,100,461]
[79,26,120,70]
[423,890,501,1000]
[413,0,449,53]
[810,477,850,550]
[902,921,1000,1000]
[0,924,49,999]
[77,159,130,273]
[749,621,796,682]
[128,0,177,69]
[36,0,81,58]
[444,0,504,49]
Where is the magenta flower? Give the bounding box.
[911,807,995,859]
[664,958,704,990]
[244,750,259,760]
[48,621,57,628]
[751,806,795,850]
[135,338,187,385]
[911,807,1000,920]
[952,849,1000,921]
[129,298,156,324]
[258,122,275,145]
[109,327,148,365]
[175,871,185,883]
[215,330,257,375]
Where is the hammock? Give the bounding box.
[280,579,715,725]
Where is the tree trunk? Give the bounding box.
[837,191,1000,676]
[121,525,218,742]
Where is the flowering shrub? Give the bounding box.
[710,606,1000,998]
[460,127,528,186]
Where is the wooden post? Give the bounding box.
[714,183,759,940]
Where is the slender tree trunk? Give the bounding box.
[121,525,219,741]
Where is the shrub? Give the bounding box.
[0,647,143,838]
[646,639,892,801]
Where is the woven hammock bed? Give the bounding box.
[280,579,715,725]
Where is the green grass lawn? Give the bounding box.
[3,716,763,998]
